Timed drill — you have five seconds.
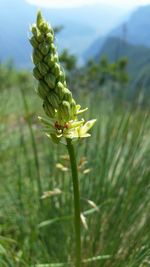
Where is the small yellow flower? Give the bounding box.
[38,116,96,144]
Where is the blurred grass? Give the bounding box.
[0,74,150,267]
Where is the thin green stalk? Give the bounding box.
[20,88,43,209]
[66,138,81,267]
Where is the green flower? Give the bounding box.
[29,11,96,144]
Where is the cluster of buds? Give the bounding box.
[29,11,96,144]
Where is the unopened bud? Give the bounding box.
[54,82,65,100]
[46,32,54,43]
[44,54,58,68]
[39,42,49,56]
[63,88,72,103]
[60,101,71,121]
[38,62,49,75]
[39,80,49,93]
[36,80,49,99]
[50,43,56,54]
[48,92,60,109]
[32,49,43,65]
[36,33,44,43]
[33,67,43,80]
[36,86,46,100]
[29,36,39,48]
[58,71,66,84]
[36,10,43,29]
[43,99,55,118]
[31,24,39,37]
[39,22,50,34]
[52,63,61,77]
[45,73,56,89]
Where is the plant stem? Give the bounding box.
[66,138,82,267]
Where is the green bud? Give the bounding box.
[54,82,65,100]
[50,43,56,54]
[58,71,66,84]
[39,42,49,56]
[46,32,54,43]
[36,33,44,43]
[36,10,43,29]
[36,88,45,99]
[45,73,56,89]
[33,67,43,80]
[48,92,60,109]
[39,80,49,92]
[38,62,49,75]
[52,63,61,77]
[36,86,46,99]
[29,36,39,48]
[60,101,71,121]
[36,80,49,99]
[32,49,43,65]
[63,88,72,103]
[39,22,50,33]
[43,99,55,118]
[31,25,39,37]
[70,99,76,110]
[44,54,58,68]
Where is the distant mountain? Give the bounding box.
[97,37,150,77]
[85,5,150,61]
[0,0,130,68]
[84,36,106,61]
[109,5,150,47]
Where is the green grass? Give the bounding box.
[0,79,150,267]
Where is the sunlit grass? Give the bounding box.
[0,82,150,266]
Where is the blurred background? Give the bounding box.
[0,0,150,267]
[1,0,150,68]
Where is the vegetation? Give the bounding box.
[29,12,97,267]
[0,14,150,267]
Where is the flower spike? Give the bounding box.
[29,11,96,143]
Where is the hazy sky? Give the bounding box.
[26,0,150,8]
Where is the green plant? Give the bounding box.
[0,71,150,266]
[29,11,96,267]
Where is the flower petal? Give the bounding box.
[78,119,97,136]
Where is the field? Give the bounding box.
[0,67,150,267]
